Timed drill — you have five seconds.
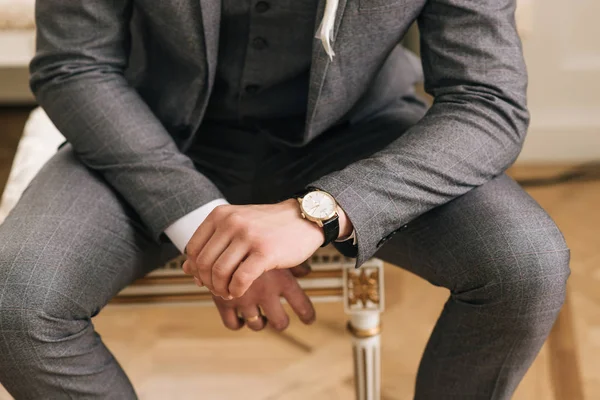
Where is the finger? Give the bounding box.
[212,239,249,298]
[195,227,231,291]
[182,259,193,275]
[260,296,290,332]
[229,253,269,298]
[289,262,312,278]
[194,276,203,287]
[187,228,216,281]
[240,306,266,331]
[283,278,316,325]
[214,299,244,331]
[185,218,216,258]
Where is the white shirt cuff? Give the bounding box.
[335,228,357,246]
[164,198,230,253]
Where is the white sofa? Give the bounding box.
[0,108,63,222]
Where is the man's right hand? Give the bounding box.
[210,263,316,331]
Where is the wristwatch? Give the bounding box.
[296,188,340,247]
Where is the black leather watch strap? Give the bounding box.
[321,214,340,247]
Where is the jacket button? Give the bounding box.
[245,84,260,94]
[252,37,268,50]
[255,1,270,13]
[376,225,408,247]
[377,232,396,248]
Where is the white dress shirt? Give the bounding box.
[164,198,229,253]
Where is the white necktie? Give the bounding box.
[315,0,339,60]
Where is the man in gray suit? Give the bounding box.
[0,0,570,398]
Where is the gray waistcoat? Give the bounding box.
[205,0,319,133]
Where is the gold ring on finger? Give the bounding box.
[245,315,261,323]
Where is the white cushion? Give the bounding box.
[0,107,64,223]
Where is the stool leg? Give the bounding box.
[344,261,385,400]
[349,313,381,400]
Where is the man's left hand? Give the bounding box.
[212,265,316,332]
[183,199,326,298]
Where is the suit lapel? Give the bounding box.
[305,0,348,137]
[198,0,221,92]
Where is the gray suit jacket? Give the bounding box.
[30,0,529,267]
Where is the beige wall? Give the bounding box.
[404,1,600,163]
[518,0,600,162]
[0,30,35,104]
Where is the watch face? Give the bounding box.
[301,191,336,220]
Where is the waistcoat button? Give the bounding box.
[252,37,268,50]
[255,1,270,13]
[245,85,260,94]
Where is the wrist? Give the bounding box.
[284,196,352,242]
[281,199,325,242]
[336,205,353,239]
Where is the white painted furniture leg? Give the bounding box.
[344,259,385,400]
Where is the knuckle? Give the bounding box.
[195,257,211,272]
[212,286,225,295]
[229,284,246,298]
[199,271,213,284]
[233,270,254,287]
[186,245,199,258]
[196,262,209,274]
[235,224,252,240]
[212,205,229,218]
[212,263,229,278]
[225,212,244,227]
[253,245,273,260]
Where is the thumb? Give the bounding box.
[290,262,312,278]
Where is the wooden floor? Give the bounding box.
[0,108,598,399]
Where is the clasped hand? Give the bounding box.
[182,199,325,299]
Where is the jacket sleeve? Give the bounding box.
[311,0,529,267]
[29,0,223,240]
